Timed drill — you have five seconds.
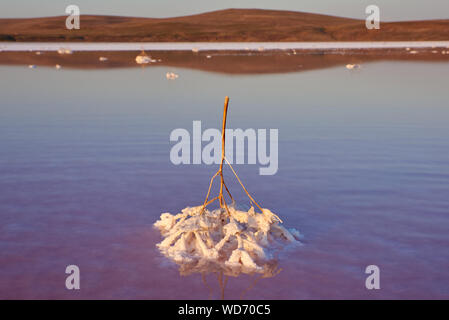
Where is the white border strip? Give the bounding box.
[1,41,449,51]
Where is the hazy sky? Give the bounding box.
[0,0,448,21]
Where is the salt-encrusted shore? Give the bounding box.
[1,41,449,52]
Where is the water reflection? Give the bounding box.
[1,49,448,74]
[1,60,449,299]
[176,258,281,299]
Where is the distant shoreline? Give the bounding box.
[2,41,449,52]
[1,46,448,74]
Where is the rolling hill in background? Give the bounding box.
[0,8,448,42]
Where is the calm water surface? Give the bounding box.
[0,61,448,299]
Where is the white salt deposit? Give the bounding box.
[166,72,179,80]
[346,64,360,70]
[135,52,159,64]
[154,205,300,275]
[135,54,151,64]
[3,41,449,52]
[57,48,73,54]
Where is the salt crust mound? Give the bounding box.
[154,205,300,275]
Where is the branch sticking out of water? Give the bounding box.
[199,96,281,223]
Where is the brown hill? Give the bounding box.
[0,8,448,42]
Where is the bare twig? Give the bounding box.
[200,96,281,223]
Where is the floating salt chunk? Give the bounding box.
[346,64,360,70]
[57,48,73,55]
[135,53,151,64]
[99,56,108,62]
[192,47,199,53]
[35,51,42,55]
[154,206,300,274]
[409,50,418,54]
[166,72,179,80]
[206,55,212,59]
[258,47,265,52]
[292,50,297,55]
[135,50,159,64]
[55,64,61,69]
[432,50,438,54]
[405,47,411,51]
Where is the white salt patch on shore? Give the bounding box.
[2,41,449,52]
